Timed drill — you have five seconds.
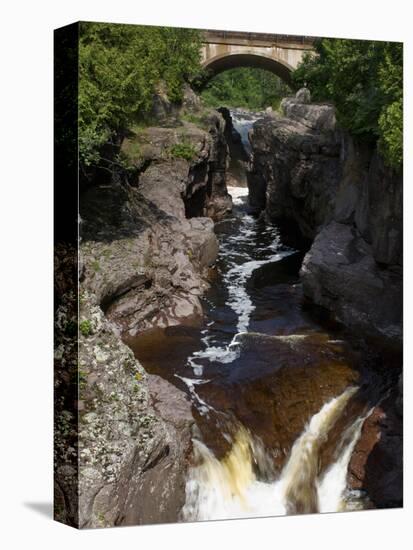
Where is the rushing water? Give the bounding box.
[184,185,294,376]
[182,387,371,520]
[126,109,387,521]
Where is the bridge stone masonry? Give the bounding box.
[201,30,316,83]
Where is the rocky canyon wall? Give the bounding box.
[247,96,403,509]
[248,97,402,349]
[55,94,232,528]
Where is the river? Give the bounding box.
[125,109,394,521]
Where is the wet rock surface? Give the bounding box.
[301,221,402,346]
[348,388,403,508]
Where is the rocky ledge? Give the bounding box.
[301,221,402,345]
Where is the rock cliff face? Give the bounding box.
[80,108,230,337]
[248,98,402,348]
[55,99,232,527]
[76,298,194,528]
[247,95,403,509]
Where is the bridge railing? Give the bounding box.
[202,30,316,45]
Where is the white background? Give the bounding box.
[0,0,410,547]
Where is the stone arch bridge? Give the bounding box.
[201,30,315,84]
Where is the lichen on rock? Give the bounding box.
[58,99,233,528]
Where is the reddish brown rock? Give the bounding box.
[348,391,403,508]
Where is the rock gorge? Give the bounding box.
[248,96,402,347]
[55,87,402,527]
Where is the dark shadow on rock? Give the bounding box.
[24,502,54,519]
[248,250,306,289]
[362,393,403,509]
[79,183,171,243]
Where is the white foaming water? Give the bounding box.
[318,408,373,512]
[224,253,286,334]
[227,185,250,204]
[223,187,291,335]
[186,185,292,375]
[175,376,214,415]
[186,332,244,376]
[231,109,260,156]
[182,387,368,521]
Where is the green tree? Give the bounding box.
[377,44,403,167]
[292,39,403,169]
[78,23,202,165]
[201,67,290,110]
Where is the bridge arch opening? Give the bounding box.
[199,63,291,113]
[201,52,294,87]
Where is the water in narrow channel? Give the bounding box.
[125,109,388,521]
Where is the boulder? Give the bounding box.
[113,374,195,526]
[248,112,341,238]
[280,97,336,131]
[301,221,402,346]
[295,86,311,104]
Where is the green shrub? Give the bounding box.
[169,141,197,161]
[79,23,202,166]
[181,112,209,129]
[79,319,92,337]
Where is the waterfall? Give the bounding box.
[278,386,357,514]
[231,109,257,156]
[182,387,368,521]
[317,409,373,513]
